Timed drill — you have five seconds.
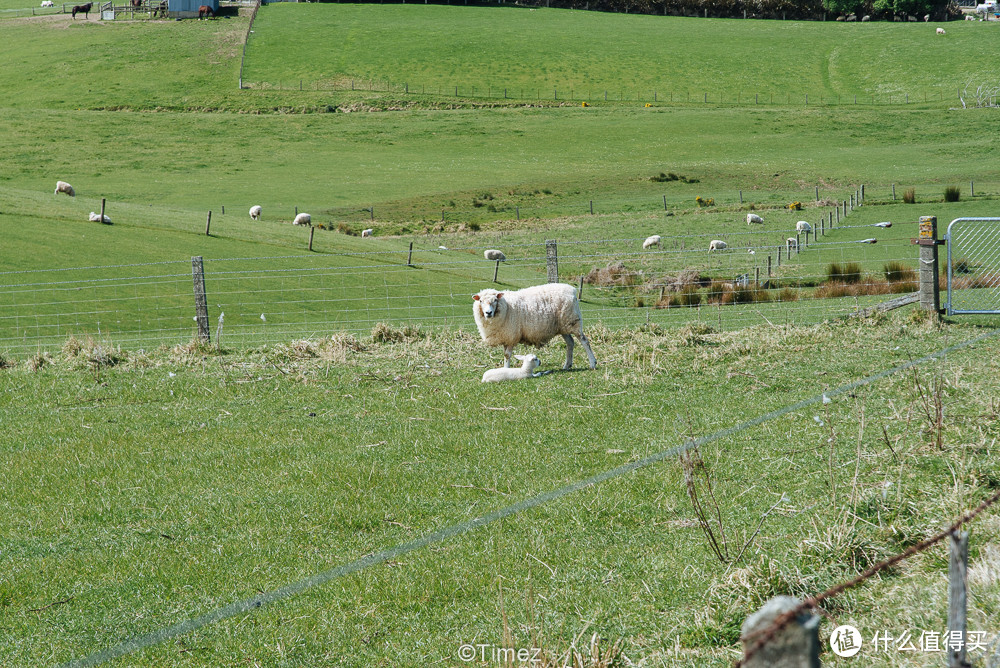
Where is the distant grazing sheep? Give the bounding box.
[936,27,946,34]
[481,354,540,383]
[292,213,311,226]
[484,249,506,261]
[361,228,373,237]
[54,181,75,197]
[709,240,728,252]
[249,205,262,220]
[41,1,54,6]
[642,235,662,250]
[747,213,764,225]
[796,221,812,232]
[473,283,596,370]
[88,211,111,224]
[787,237,798,251]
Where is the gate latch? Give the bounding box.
[911,239,945,246]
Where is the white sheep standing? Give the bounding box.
[54,181,75,197]
[787,237,799,251]
[292,213,311,226]
[361,228,374,237]
[88,211,111,224]
[41,1,54,6]
[747,213,764,225]
[249,205,262,220]
[936,27,946,34]
[796,221,812,232]
[642,235,662,250]
[481,354,540,383]
[484,249,506,261]
[473,283,597,370]
[709,239,728,252]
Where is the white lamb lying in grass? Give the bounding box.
[481,354,540,382]
[473,283,597,370]
[88,211,111,223]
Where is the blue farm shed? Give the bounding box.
[167,0,217,18]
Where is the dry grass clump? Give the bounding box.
[0,352,13,370]
[27,352,51,372]
[62,335,127,369]
[371,322,426,343]
[883,261,916,284]
[584,261,643,287]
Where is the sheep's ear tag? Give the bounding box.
[473,294,480,301]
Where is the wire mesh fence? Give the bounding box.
[0,220,927,354]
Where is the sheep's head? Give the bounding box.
[473,290,504,319]
[514,354,539,371]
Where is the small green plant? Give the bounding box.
[944,185,961,202]
[883,261,916,283]
[827,262,863,284]
[903,187,916,204]
[336,222,356,235]
[650,171,680,182]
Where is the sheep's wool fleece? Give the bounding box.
[473,284,582,348]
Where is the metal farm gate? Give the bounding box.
[946,217,1000,315]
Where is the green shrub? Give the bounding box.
[883,261,916,283]
[827,262,863,284]
[944,186,961,202]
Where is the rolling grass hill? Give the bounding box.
[2,5,1000,667]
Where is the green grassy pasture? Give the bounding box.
[2,316,999,667]
[242,5,1000,102]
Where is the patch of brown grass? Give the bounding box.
[584,262,642,287]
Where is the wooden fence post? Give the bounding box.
[100,198,107,224]
[407,241,413,266]
[579,275,584,299]
[493,260,500,283]
[191,256,210,343]
[545,240,558,283]
[948,531,969,668]
[918,215,940,316]
[767,254,772,278]
[740,596,820,668]
[308,226,315,251]
[205,211,211,236]
[892,183,896,200]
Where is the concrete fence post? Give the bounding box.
[191,256,210,343]
[740,596,820,668]
[948,531,970,668]
[918,215,941,315]
[545,240,558,283]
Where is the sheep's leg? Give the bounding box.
[562,334,575,369]
[578,332,597,370]
[503,346,513,368]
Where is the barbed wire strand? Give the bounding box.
[735,486,1000,667]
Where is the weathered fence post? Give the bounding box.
[948,531,969,668]
[740,596,820,668]
[205,211,212,236]
[815,185,819,201]
[892,183,896,200]
[545,240,558,283]
[192,256,210,343]
[407,241,413,267]
[100,198,107,224]
[493,260,500,283]
[918,215,940,315]
[767,254,772,277]
[663,194,668,210]
[516,206,520,221]
[739,190,743,204]
[308,225,315,251]
[971,180,975,197]
[579,275,584,299]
